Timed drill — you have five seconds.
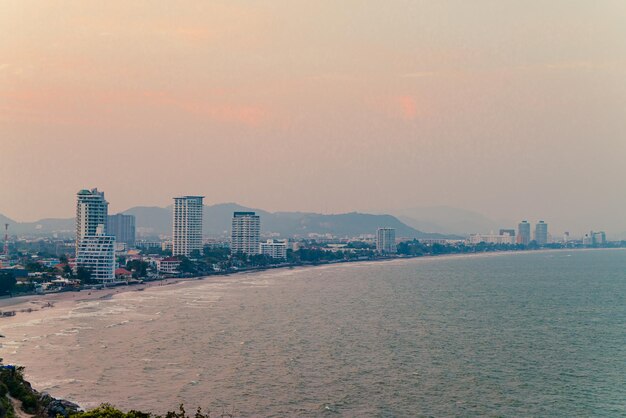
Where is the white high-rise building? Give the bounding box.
[76,225,116,283]
[231,212,260,255]
[172,196,204,257]
[259,239,287,260]
[376,228,396,253]
[76,188,108,247]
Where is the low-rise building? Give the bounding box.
[468,233,516,245]
[259,239,287,260]
[157,257,181,274]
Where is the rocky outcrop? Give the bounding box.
[38,394,81,418]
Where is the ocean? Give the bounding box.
[1,249,625,416]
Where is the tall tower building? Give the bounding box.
[76,188,109,247]
[75,189,115,283]
[107,214,136,248]
[535,221,548,245]
[376,228,397,253]
[172,196,204,257]
[517,221,531,245]
[231,212,261,255]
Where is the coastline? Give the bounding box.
[0,247,620,317]
[0,247,623,416]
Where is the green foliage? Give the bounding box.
[292,248,346,263]
[125,260,149,278]
[201,247,230,264]
[71,404,220,418]
[0,273,16,295]
[63,264,74,277]
[70,404,149,418]
[177,257,196,274]
[76,267,94,284]
[0,366,39,414]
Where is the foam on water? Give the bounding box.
[1,249,625,416]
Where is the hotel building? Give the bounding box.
[173,196,204,257]
[231,212,261,255]
[376,228,397,253]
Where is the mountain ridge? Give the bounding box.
[0,203,460,240]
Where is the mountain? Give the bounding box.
[393,206,512,236]
[0,204,456,240]
[123,203,453,239]
[0,214,74,236]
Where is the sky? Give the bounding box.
[1,1,625,235]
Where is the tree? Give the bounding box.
[63,264,74,278]
[177,256,196,274]
[126,260,148,278]
[76,267,93,284]
[0,272,16,295]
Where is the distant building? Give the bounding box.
[172,196,204,257]
[517,221,531,245]
[588,231,606,245]
[136,240,162,250]
[76,188,108,247]
[107,214,136,247]
[115,268,133,280]
[499,229,516,237]
[75,225,116,283]
[468,233,516,245]
[535,221,548,245]
[376,228,396,253]
[231,212,261,255]
[259,239,287,260]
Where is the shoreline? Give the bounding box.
[0,247,620,317]
[0,247,623,415]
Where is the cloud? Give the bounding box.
[396,95,418,121]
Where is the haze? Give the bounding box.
[1,1,625,236]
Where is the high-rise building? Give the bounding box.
[535,221,548,245]
[107,214,136,248]
[75,225,116,283]
[376,228,396,253]
[259,239,287,260]
[590,231,606,245]
[517,221,531,245]
[172,196,204,257]
[231,212,260,255]
[76,188,108,247]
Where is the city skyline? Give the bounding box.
[0,188,616,239]
[2,2,625,234]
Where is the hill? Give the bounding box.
[393,206,512,236]
[124,203,454,239]
[0,204,456,240]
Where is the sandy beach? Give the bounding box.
[1,247,615,321]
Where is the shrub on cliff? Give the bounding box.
[71,404,229,418]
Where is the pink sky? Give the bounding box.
[1,1,625,234]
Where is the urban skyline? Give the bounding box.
[1,3,624,415]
